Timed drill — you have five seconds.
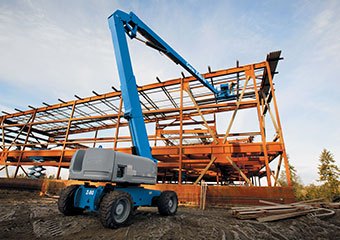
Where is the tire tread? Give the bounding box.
[58,185,82,216]
[99,191,132,228]
[157,190,178,216]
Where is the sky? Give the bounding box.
[0,0,339,184]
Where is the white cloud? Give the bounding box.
[0,1,118,103]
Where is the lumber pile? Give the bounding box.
[231,199,337,222]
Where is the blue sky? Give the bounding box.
[0,0,339,184]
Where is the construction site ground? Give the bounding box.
[1,189,339,240]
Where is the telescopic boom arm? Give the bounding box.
[108,10,231,161]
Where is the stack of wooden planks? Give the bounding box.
[231,199,337,222]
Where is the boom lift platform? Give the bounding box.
[58,10,232,228]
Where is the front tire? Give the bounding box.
[99,191,133,228]
[157,191,178,216]
[58,185,83,216]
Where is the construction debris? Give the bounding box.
[232,199,337,222]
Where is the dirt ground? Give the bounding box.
[0,189,339,240]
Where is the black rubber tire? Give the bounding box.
[157,191,178,216]
[58,185,83,216]
[99,191,133,229]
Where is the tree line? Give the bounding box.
[278,149,340,201]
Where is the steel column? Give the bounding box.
[265,61,291,186]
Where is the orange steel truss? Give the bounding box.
[0,51,291,187]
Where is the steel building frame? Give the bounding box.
[0,51,291,187]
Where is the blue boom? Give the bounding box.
[108,10,232,160]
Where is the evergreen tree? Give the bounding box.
[278,163,301,187]
[277,163,304,200]
[318,149,340,199]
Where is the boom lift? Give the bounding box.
[58,10,232,228]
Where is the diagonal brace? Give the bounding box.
[194,156,217,185]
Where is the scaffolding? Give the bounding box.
[0,51,291,187]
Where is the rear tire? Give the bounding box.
[58,185,83,216]
[99,191,133,228]
[157,191,178,216]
